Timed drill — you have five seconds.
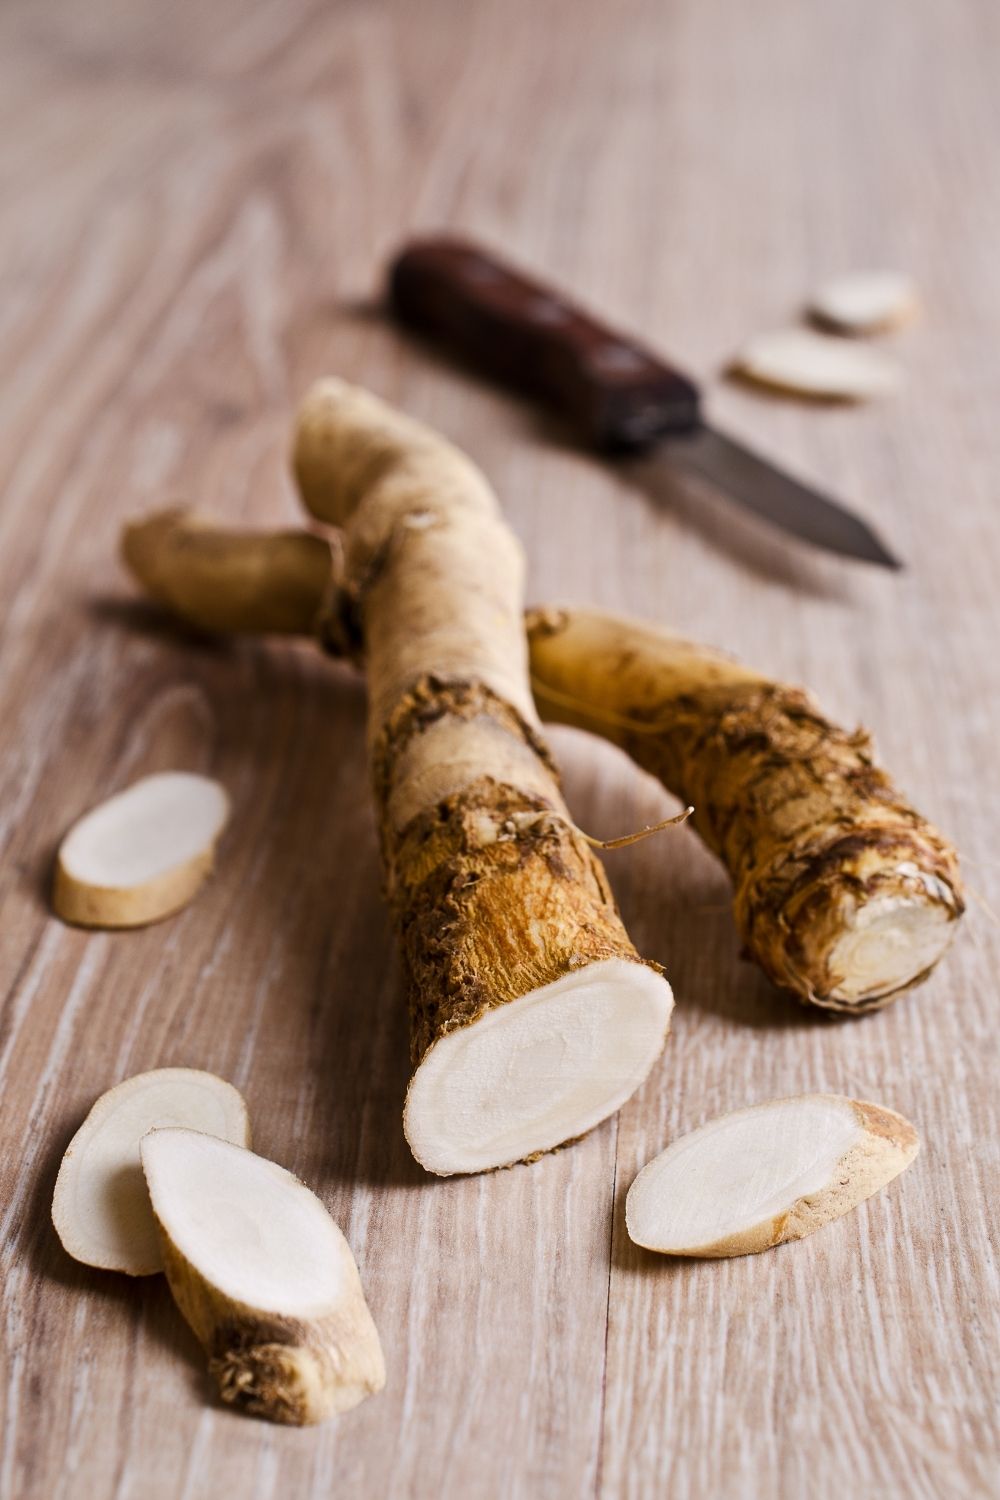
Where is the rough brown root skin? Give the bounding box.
[120,513,964,1012]
[526,607,963,1012]
[373,680,630,1062]
[291,379,671,1173]
[160,1235,379,1425]
[209,1340,362,1426]
[121,510,673,1173]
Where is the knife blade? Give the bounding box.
[387,236,900,568]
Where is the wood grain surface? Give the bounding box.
[1,1,998,1496]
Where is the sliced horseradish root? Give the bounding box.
[52,1068,251,1275]
[403,958,673,1176]
[291,378,676,1176]
[625,1093,918,1258]
[141,1129,386,1425]
[53,771,230,928]
[120,516,966,1013]
[732,328,900,400]
[810,271,919,336]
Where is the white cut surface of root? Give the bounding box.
[52,1069,250,1275]
[53,771,230,928]
[826,891,956,1004]
[291,377,674,1175]
[404,957,673,1175]
[625,1094,918,1258]
[810,270,919,335]
[733,328,900,400]
[141,1129,385,1425]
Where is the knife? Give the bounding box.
[387,237,900,568]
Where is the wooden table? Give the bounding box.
[2,2,997,1495]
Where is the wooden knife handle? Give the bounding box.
[388,237,701,450]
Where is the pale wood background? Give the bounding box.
[1,1,997,1496]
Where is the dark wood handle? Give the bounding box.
[388,237,701,450]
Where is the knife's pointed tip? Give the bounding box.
[840,524,903,571]
[669,427,906,571]
[862,538,904,571]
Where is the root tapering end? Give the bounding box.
[211,1343,329,1425]
[143,1131,385,1426]
[210,1337,382,1425]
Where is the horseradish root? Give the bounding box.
[52,1069,250,1274]
[625,1094,918,1257]
[732,327,900,399]
[141,1130,385,1424]
[123,508,337,638]
[291,379,672,1174]
[121,507,334,637]
[53,771,230,928]
[810,271,919,336]
[527,608,963,1010]
[121,515,964,1010]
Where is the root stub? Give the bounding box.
[404,957,673,1175]
[626,1093,919,1258]
[141,1129,385,1424]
